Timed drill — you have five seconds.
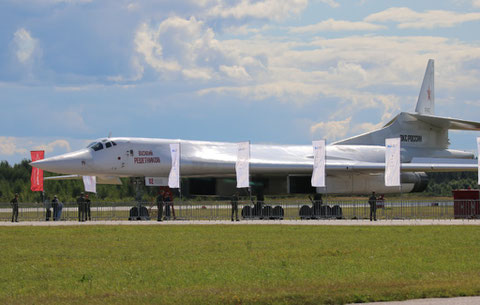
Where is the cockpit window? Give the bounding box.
[106,142,112,148]
[91,142,104,151]
[112,141,117,146]
[87,142,96,148]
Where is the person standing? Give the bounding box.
[170,191,176,220]
[164,191,171,220]
[368,191,377,221]
[156,189,165,222]
[231,192,239,222]
[77,192,85,222]
[164,190,176,220]
[254,192,265,219]
[44,195,52,221]
[51,195,59,221]
[310,193,323,217]
[85,194,91,221]
[56,198,63,221]
[10,193,19,222]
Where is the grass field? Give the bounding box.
[1,225,480,305]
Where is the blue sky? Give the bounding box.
[1,0,480,164]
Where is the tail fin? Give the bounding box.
[333,59,480,149]
[415,59,434,115]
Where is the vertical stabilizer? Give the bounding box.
[415,59,435,115]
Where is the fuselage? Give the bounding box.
[30,137,474,195]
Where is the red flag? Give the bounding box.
[30,151,44,192]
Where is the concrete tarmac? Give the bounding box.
[348,296,480,305]
[1,219,480,226]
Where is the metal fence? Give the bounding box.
[1,198,479,222]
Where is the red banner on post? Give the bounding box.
[30,151,44,192]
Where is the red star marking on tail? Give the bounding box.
[427,88,431,100]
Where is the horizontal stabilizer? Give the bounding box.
[406,113,480,131]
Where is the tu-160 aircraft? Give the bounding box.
[31,60,480,195]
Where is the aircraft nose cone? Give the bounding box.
[30,149,93,174]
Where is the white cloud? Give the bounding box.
[365,7,480,29]
[221,25,263,36]
[135,17,219,79]
[207,0,309,21]
[126,2,139,11]
[134,22,182,74]
[219,65,251,80]
[310,117,352,141]
[0,137,28,156]
[354,122,385,134]
[320,0,339,8]
[108,57,145,83]
[135,16,266,82]
[290,19,385,33]
[30,0,92,4]
[33,140,71,154]
[13,28,39,64]
[0,137,87,163]
[194,31,480,130]
[475,0,480,8]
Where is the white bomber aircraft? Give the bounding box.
[31,60,480,194]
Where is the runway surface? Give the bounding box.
[348,296,480,305]
[1,219,480,226]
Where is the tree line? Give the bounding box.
[0,159,478,202]
[0,160,151,203]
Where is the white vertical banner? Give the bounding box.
[385,138,401,187]
[311,140,326,187]
[236,141,250,188]
[477,137,480,185]
[168,143,180,189]
[82,176,97,193]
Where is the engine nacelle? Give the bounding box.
[313,172,429,195]
[401,172,429,193]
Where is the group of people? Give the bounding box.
[156,188,175,221]
[7,191,384,222]
[44,195,63,221]
[76,192,92,222]
[230,192,266,221]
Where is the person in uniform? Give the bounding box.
[231,192,239,222]
[164,191,171,220]
[310,193,323,217]
[51,195,59,221]
[56,197,63,221]
[254,192,265,219]
[156,189,165,222]
[10,193,19,222]
[368,191,377,221]
[164,190,175,220]
[85,194,91,221]
[44,195,52,221]
[77,192,85,222]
